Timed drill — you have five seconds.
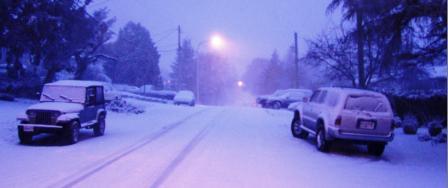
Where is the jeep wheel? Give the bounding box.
[272,101,282,109]
[94,115,106,136]
[367,143,386,156]
[18,128,33,145]
[65,121,80,145]
[316,126,331,152]
[291,116,308,139]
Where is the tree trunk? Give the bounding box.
[356,11,366,88]
[74,53,88,80]
[44,67,57,84]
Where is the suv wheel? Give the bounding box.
[272,101,282,109]
[65,121,80,145]
[367,143,386,156]
[94,115,106,136]
[291,116,308,139]
[316,126,331,152]
[18,127,33,144]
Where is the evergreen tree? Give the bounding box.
[0,0,113,88]
[170,40,196,91]
[242,58,269,95]
[105,22,162,88]
[197,53,238,105]
[263,51,283,94]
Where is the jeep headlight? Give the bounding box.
[26,111,37,119]
[51,111,61,122]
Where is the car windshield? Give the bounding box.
[273,90,287,96]
[40,85,86,103]
[344,95,389,112]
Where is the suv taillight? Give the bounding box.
[335,116,342,127]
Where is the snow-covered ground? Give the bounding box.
[0,99,445,188]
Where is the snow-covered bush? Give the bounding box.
[418,132,447,143]
[402,114,418,135]
[393,116,402,128]
[427,118,444,136]
[106,98,144,114]
[0,93,14,101]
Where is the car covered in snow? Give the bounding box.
[260,89,312,109]
[173,90,195,106]
[17,80,107,145]
[290,87,394,156]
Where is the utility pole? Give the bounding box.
[177,25,181,51]
[294,32,299,88]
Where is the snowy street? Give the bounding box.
[0,99,446,188]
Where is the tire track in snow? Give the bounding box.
[48,109,208,188]
[148,111,218,188]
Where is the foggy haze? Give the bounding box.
[87,0,342,76]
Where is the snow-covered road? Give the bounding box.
[0,99,446,188]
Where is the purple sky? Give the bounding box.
[88,0,341,78]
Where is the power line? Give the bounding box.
[154,30,176,44]
[152,27,177,37]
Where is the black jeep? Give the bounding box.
[17,80,107,145]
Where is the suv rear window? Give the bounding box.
[344,95,389,112]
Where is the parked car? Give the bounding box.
[290,87,394,156]
[262,89,312,109]
[144,90,177,100]
[173,90,195,106]
[17,80,107,145]
[256,90,285,108]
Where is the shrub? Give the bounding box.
[106,98,144,114]
[427,118,444,136]
[402,114,418,134]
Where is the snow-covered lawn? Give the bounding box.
[0,99,445,188]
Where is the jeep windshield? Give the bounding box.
[40,85,86,104]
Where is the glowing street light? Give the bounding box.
[210,34,225,50]
[196,33,227,103]
[237,80,244,88]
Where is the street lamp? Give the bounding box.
[195,34,226,103]
[237,80,244,88]
[210,35,225,49]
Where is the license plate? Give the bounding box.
[23,126,34,132]
[359,121,375,130]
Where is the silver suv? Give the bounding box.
[291,87,394,156]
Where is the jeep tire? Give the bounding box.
[291,116,308,139]
[316,125,331,152]
[94,115,106,136]
[65,121,80,145]
[367,143,386,156]
[18,127,33,145]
